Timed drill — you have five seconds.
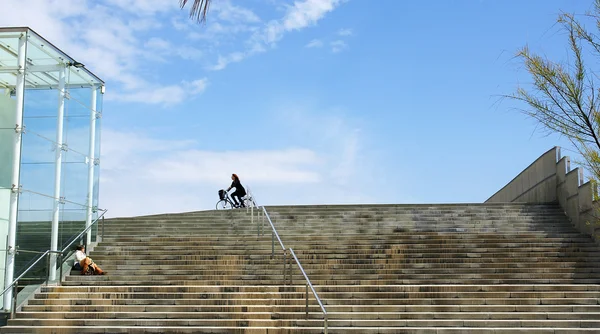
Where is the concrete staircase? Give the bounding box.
[2,203,600,333]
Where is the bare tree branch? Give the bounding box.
[510,2,600,183]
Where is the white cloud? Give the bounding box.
[0,0,206,105]
[173,2,261,43]
[338,28,353,36]
[210,52,247,71]
[188,78,209,94]
[98,110,383,217]
[99,128,325,216]
[214,1,262,23]
[104,0,177,15]
[145,37,171,50]
[108,78,209,105]
[305,39,324,48]
[210,0,343,70]
[282,0,342,32]
[330,40,347,53]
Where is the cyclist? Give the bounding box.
[227,173,246,208]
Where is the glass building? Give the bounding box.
[0,27,104,309]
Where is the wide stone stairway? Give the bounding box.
[2,203,600,333]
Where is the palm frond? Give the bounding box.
[180,0,211,23]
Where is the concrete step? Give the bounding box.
[14,311,600,321]
[60,279,600,286]
[6,318,600,327]
[22,304,600,313]
[2,326,600,333]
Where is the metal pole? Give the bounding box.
[85,87,97,246]
[259,210,262,236]
[10,282,18,319]
[305,282,309,319]
[283,250,287,285]
[83,233,88,254]
[58,253,63,285]
[101,215,105,241]
[4,32,27,311]
[49,65,66,281]
[271,231,274,259]
[288,254,292,285]
[45,254,50,286]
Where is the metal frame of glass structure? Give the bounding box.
[0,27,104,310]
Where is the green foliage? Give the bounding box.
[512,0,600,183]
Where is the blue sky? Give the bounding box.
[0,0,594,217]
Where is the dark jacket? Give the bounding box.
[230,179,246,196]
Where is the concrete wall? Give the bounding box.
[486,146,600,242]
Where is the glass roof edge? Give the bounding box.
[0,27,29,34]
[26,27,105,85]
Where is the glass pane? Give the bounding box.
[65,86,92,116]
[20,98,58,199]
[63,113,90,162]
[60,159,88,208]
[0,93,17,189]
[15,190,54,283]
[58,206,86,252]
[23,90,60,118]
[0,31,20,88]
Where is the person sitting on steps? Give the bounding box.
[227,173,246,208]
[73,245,105,275]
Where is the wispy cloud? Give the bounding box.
[330,40,348,53]
[337,28,353,36]
[210,0,344,70]
[108,78,209,105]
[305,39,324,48]
[0,0,206,105]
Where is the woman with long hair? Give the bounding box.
[227,173,246,208]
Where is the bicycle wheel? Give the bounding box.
[216,200,233,210]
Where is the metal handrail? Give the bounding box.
[60,209,107,254]
[57,210,107,283]
[251,204,328,334]
[0,209,107,316]
[261,206,286,255]
[0,250,60,298]
[289,248,328,333]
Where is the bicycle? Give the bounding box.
[216,189,254,210]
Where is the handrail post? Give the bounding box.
[10,281,18,319]
[45,253,50,286]
[271,231,274,259]
[101,215,105,241]
[58,252,63,285]
[288,253,292,285]
[83,232,88,254]
[282,249,287,285]
[305,282,309,319]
